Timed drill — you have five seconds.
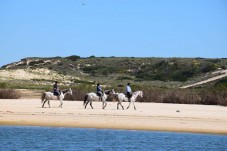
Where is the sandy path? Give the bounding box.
[180,69,227,88]
[0,99,227,135]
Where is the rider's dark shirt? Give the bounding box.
[97,85,102,92]
[53,84,59,92]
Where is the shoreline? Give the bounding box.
[1,121,227,135]
[1,99,227,135]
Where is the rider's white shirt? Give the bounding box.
[126,86,132,93]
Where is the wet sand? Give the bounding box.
[0,99,227,135]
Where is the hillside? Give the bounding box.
[1,56,227,89]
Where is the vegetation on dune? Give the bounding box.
[1,56,227,105]
[2,56,226,83]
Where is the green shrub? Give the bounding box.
[201,62,216,73]
[0,82,7,88]
[66,55,80,61]
[89,55,96,58]
[117,76,133,80]
[214,78,227,90]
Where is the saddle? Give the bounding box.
[96,93,101,97]
[96,91,103,97]
[53,91,60,96]
[126,92,132,98]
[96,92,103,102]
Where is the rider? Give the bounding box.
[126,83,132,101]
[96,83,103,101]
[53,81,60,99]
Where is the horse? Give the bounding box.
[115,91,143,110]
[41,88,72,108]
[83,89,115,109]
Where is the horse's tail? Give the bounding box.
[83,94,88,106]
[41,93,46,103]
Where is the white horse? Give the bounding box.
[41,88,72,108]
[83,89,115,109]
[115,91,143,110]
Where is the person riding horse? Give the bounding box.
[126,83,132,101]
[53,81,61,99]
[96,83,103,101]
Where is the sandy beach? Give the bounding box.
[0,99,227,135]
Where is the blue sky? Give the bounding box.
[0,0,227,66]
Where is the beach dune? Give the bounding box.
[0,99,227,135]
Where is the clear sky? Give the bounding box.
[0,0,227,66]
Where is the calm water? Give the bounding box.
[0,126,226,151]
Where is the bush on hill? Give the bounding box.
[214,77,227,90]
[66,55,81,61]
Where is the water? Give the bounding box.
[0,126,226,151]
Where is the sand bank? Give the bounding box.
[0,99,227,135]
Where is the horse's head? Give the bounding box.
[110,89,115,95]
[68,88,73,95]
[104,89,115,95]
[139,91,143,98]
[134,91,143,98]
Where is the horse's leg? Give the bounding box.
[102,101,105,109]
[104,101,107,109]
[132,100,136,110]
[42,99,47,108]
[44,100,49,108]
[90,101,94,109]
[85,101,88,109]
[127,99,131,109]
[117,102,119,110]
[48,100,51,108]
[120,101,124,110]
[121,104,124,110]
[103,100,107,109]
[59,99,63,108]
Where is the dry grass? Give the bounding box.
[64,88,227,106]
[64,89,87,101]
[140,89,227,106]
[0,89,21,99]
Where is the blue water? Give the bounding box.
[0,126,226,151]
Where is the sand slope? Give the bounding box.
[0,99,227,135]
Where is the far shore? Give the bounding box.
[0,99,227,135]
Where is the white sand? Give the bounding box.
[0,99,227,135]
